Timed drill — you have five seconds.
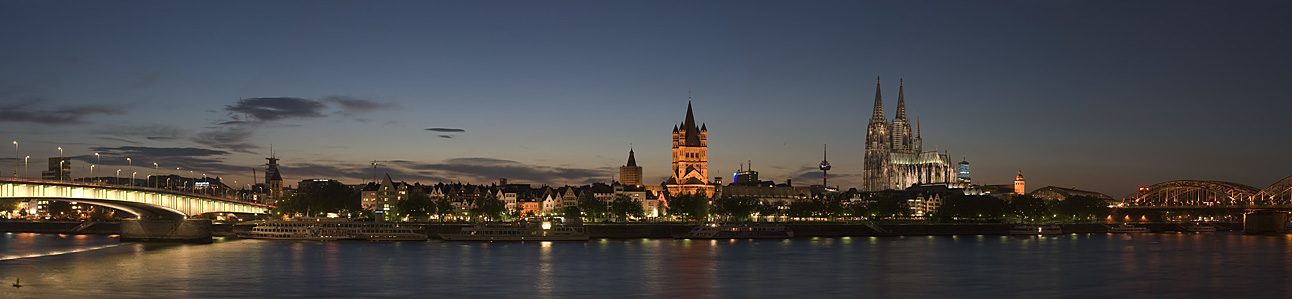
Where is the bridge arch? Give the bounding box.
[1121,180,1260,208]
[1254,174,1292,206]
[1,179,272,219]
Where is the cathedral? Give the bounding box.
[862,78,955,191]
[663,100,716,197]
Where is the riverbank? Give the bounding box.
[3,220,1244,238]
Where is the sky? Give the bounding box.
[1,1,1290,198]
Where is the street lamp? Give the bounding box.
[57,147,62,158]
[131,172,136,186]
[24,156,29,179]
[153,163,159,187]
[59,160,65,181]
[116,169,122,185]
[90,165,95,183]
[94,152,100,165]
[12,141,17,179]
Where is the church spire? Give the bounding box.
[870,76,885,121]
[683,100,701,146]
[626,147,637,167]
[895,78,907,120]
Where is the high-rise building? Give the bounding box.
[619,148,642,187]
[41,157,71,181]
[862,78,955,191]
[957,158,971,183]
[664,99,715,197]
[1014,170,1026,194]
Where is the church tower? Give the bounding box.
[1014,170,1026,194]
[863,77,890,191]
[666,98,714,196]
[265,149,283,204]
[619,148,643,187]
[890,79,914,153]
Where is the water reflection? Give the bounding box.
[2,233,1291,298]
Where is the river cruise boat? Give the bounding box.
[1109,224,1150,233]
[238,217,428,241]
[674,223,794,239]
[1009,225,1063,235]
[438,221,589,241]
[1185,223,1217,232]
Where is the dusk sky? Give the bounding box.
[2,1,1289,198]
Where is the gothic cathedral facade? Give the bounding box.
[863,78,955,191]
[664,101,715,197]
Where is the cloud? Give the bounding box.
[225,97,326,122]
[192,126,260,153]
[438,135,453,139]
[426,128,466,133]
[79,146,244,179]
[400,157,613,185]
[92,124,185,143]
[321,96,397,116]
[0,98,126,124]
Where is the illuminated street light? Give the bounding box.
[12,141,17,178]
[132,172,136,186]
[90,165,96,183]
[24,156,29,179]
[116,169,122,185]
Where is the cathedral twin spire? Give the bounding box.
[866,77,918,153]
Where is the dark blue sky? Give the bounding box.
[2,1,1289,197]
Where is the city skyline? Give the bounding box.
[2,1,1291,198]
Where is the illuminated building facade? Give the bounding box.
[1014,171,1026,194]
[664,100,715,197]
[862,78,955,191]
[957,158,970,183]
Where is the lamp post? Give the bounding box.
[90,165,96,183]
[24,156,29,179]
[58,160,65,181]
[94,152,100,165]
[153,163,159,187]
[125,158,131,185]
[131,172,136,186]
[116,169,121,185]
[12,141,17,178]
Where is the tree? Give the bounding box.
[0,198,22,217]
[932,194,1008,222]
[1008,195,1048,222]
[397,188,435,222]
[712,196,760,222]
[858,194,910,219]
[756,201,784,222]
[563,206,582,220]
[469,193,506,221]
[577,194,607,222]
[1053,195,1111,222]
[609,195,645,222]
[433,198,456,222]
[273,180,361,216]
[667,193,710,221]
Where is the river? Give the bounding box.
[2,232,1290,298]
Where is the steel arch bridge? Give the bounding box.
[1254,175,1292,206]
[1120,180,1264,209]
[0,178,272,219]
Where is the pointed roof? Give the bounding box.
[626,148,637,167]
[870,76,885,121]
[895,79,907,120]
[915,115,921,138]
[682,101,701,146]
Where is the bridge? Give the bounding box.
[1118,176,1292,233]
[0,178,274,242]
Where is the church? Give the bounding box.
[663,100,716,197]
[862,78,955,191]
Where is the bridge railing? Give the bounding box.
[0,178,273,208]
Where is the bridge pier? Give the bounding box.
[1242,211,1288,235]
[120,218,213,243]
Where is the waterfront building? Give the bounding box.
[619,148,643,187]
[862,78,955,191]
[663,100,716,197]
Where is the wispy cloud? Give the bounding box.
[225,97,326,123]
[426,128,466,133]
[322,96,398,116]
[0,98,126,124]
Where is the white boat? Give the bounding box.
[438,221,589,241]
[1109,224,1150,233]
[674,223,794,239]
[238,217,427,241]
[1009,225,1063,235]
[1185,224,1217,232]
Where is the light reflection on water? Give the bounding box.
[1,232,1291,298]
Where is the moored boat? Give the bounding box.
[438,220,589,241]
[238,217,427,241]
[1185,223,1217,232]
[674,223,793,239]
[1009,225,1063,235]
[1109,224,1150,233]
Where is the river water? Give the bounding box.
[2,232,1290,298]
